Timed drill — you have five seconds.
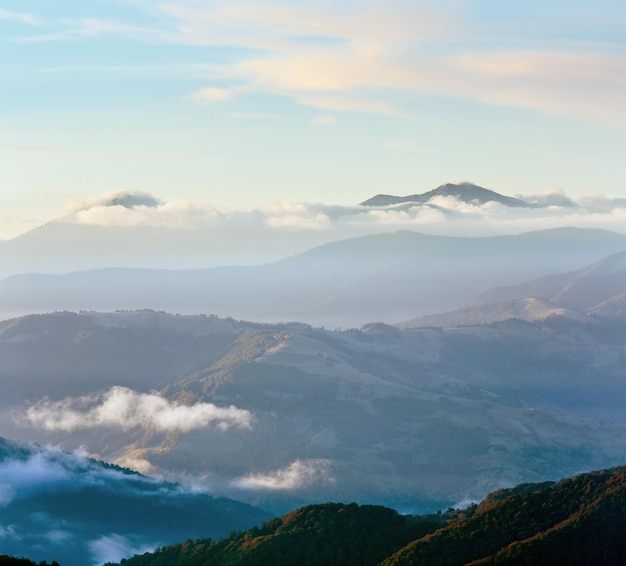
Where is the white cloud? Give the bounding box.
[0,8,41,26]
[23,386,253,433]
[56,188,626,237]
[310,114,337,127]
[88,534,155,566]
[189,86,236,104]
[233,459,333,491]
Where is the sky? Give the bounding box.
[1,0,626,239]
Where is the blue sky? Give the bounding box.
[1,0,625,238]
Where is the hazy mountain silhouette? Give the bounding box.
[360,182,537,207]
[478,250,626,316]
[2,228,625,327]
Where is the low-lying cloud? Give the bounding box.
[0,444,157,508]
[233,459,333,491]
[88,534,155,566]
[23,386,252,433]
[59,189,626,238]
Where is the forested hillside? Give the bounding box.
[111,465,626,566]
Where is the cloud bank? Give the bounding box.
[233,459,333,491]
[59,188,626,237]
[23,386,252,433]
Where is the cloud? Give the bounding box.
[233,459,333,491]
[310,114,337,127]
[189,86,236,104]
[56,188,626,237]
[0,444,161,508]
[8,2,622,127]
[0,8,41,26]
[148,2,626,128]
[23,386,252,433]
[88,534,155,566]
[63,190,161,214]
[516,188,578,208]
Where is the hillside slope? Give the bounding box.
[4,311,626,514]
[110,465,626,566]
[0,436,270,566]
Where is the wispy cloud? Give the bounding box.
[0,7,41,26]
[232,459,333,491]
[311,114,337,127]
[188,86,237,104]
[22,386,252,433]
[7,2,623,127]
[149,1,626,127]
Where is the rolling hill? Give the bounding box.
[3,310,626,515]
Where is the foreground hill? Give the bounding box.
[0,437,270,566]
[110,465,626,566]
[384,465,626,565]
[111,503,443,566]
[4,310,626,514]
[2,227,625,327]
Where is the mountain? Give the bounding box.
[478,250,626,316]
[4,310,626,515]
[360,182,537,207]
[398,250,626,328]
[398,297,589,328]
[108,503,444,566]
[0,436,271,566]
[0,222,333,280]
[383,465,626,565]
[107,465,626,566]
[2,227,625,327]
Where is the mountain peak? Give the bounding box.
[360,182,535,208]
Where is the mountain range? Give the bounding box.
[0,182,606,284]
[2,227,625,327]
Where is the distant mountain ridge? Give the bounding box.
[360,182,536,207]
[399,250,626,328]
[478,250,626,315]
[2,227,626,327]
